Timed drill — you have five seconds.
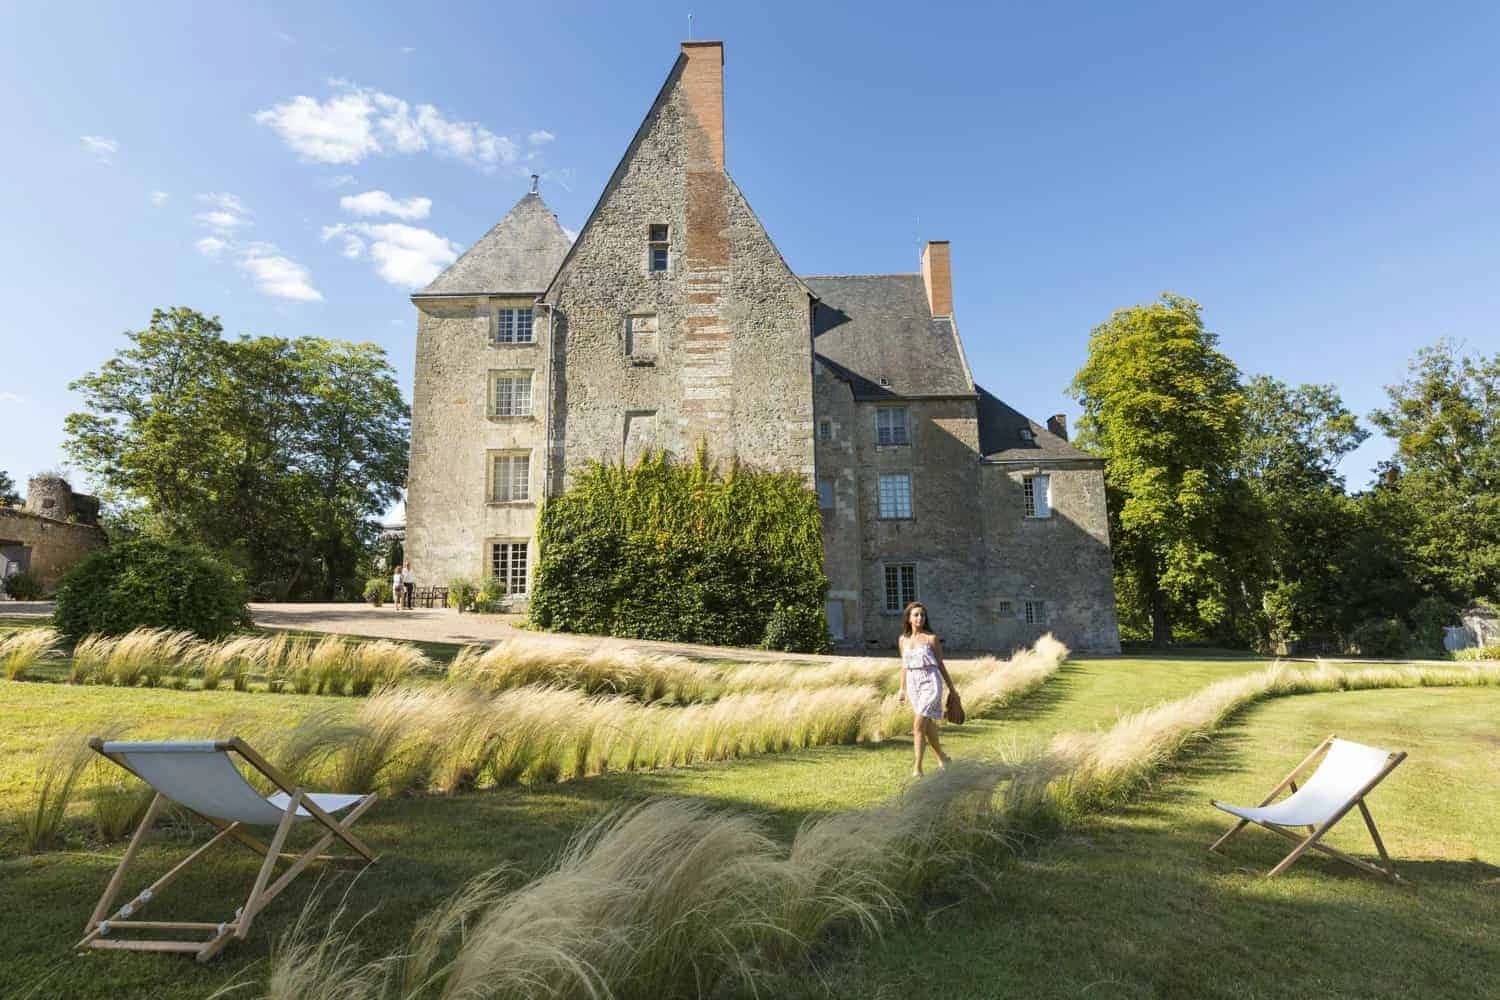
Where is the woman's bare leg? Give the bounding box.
[924,718,950,767]
[912,714,927,776]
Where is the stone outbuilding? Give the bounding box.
[0,476,106,594]
[405,40,1120,653]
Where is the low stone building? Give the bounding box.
[406,40,1120,653]
[0,476,106,594]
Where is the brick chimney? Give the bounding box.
[921,241,952,318]
[680,41,724,170]
[1046,414,1068,441]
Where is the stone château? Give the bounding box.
[406,41,1120,652]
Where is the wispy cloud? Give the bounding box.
[0,391,29,405]
[322,221,459,287]
[194,192,252,234]
[149,190,170,207]
[528,129,555,146]
[254,81,527,172]
[81,136,118,163]
[195,236,228,258]
[237,242,323,301]
[339,189,431,220]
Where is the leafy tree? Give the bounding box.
[65,307,409,600]
[1070,294,1260,644]
[1370,340,1500,605]
[0,470,19,506]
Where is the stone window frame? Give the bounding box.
[646,223,670,274]
[486,450,532,504]
[882,563,918,614]
[487,369,535,419]
[816,478,835,511]
[875,406,911,447]
[876,471,913,521]
[490,304,535,345]
[1025,599,1048,626]
[624,312,660,365]
[1023,474,1052,519]
[487,539,529,596]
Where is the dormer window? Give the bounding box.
[648,224,669,272]
[878,376,891,387]
[1018,426,1035,443]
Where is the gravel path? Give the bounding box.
[249,602,844,663]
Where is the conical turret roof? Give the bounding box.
[420,191,572,295]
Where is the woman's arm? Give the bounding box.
[897,637,907,698]
[932,636,958,694]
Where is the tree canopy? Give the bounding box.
[65,307,409,600]
[0,470,19,506]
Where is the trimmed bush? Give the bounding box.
[530,447,829,651]
[1347,616,1411,658]
[2,569,44,601]
[53,537,249,641]
[364,577,392,606]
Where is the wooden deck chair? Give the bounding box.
[77,737,378,962]
[1209,734,1406,881]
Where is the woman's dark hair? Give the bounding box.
[901,601,934,638]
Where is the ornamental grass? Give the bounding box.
[0,626,59,681]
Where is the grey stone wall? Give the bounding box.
[406,295,544,594]
[545,60,813,487]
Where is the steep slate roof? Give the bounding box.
[418,192,572,296]
[805,274,974,398]
[976,387,1098,462]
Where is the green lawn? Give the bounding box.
[1,655,1494,998]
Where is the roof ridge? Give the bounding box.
[800,272,920,279]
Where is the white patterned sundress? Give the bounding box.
[902,639,945,721]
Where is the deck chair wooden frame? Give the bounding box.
[1208,733,1406,882]
[76,737,378,962]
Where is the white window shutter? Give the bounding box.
[1035,475,1051,518]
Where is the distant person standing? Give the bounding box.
[401,563,415,609]
[391,565,404,611]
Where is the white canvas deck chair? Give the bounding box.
[1209,734,1406,881]
[77,737,378,962]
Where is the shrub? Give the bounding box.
[364,577,392,607]
[448,578,478,613]
[471,582,503,614]
[53,537,249,641]
[530,447,829,651]
[1347,617,1411,658]
[2,569,44,600]
[762,603,831,653]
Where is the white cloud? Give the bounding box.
[339,190,431,220]
[81,136,118,163]
[255,82,524,172]
[561,225,578,242]
[237,242,323,301]
[194,192,252,234]
[528,129,555,146]
[321,224,366,259]
[321,221,459,287]
[0,391,29,404]
[195,236,228,258]
[149,190,170,207]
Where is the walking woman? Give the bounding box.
[897,601,958,776]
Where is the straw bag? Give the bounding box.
[945,688,965,725]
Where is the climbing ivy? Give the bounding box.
[529,445,830,651]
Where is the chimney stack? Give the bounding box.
[680,41,725,169]
[1046,414,1068,441]
[921,241,953,318]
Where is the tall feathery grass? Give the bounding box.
[0,627,59,680]
[20,732,96,852]
[242,657,1500,997]
[59,628,432,695]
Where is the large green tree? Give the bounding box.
[65,307,409,600]
[1370,340,1500,605]
[1070,294,1260,644]
[0,470,19,506]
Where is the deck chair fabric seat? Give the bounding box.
[99,741,366,825]
[79,737,379,962]
[1209,734,1405,881]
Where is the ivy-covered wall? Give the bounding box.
[529,448,830,651]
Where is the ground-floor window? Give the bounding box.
[884,563,916,612]
[1025,599,1047,625]
[489,541,529,595]
[825,599,845,640]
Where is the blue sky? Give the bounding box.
[2,1,1497,516]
